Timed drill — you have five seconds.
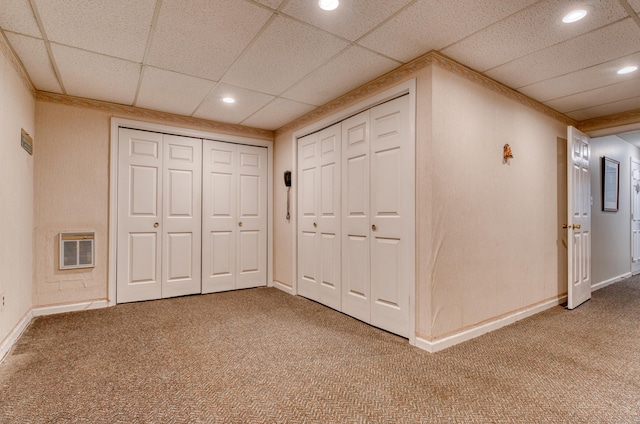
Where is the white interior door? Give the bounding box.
[117,129,202,303]
[202,140,267,293]
[341,110,371,323]
[567,126,591,309]
[161,135,202,298]
[340,95,413,336]
[297,123,342,308]
[316,124,341,309]
[297,132,320,300]
[117,128,163,303]
[631,159,640,274]
[369,96,413,337]
[236,144,268,289]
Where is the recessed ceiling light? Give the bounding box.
[319,0,339,11]
[222,97,235,104]
[562,9,587,23]
[617,66,638,75]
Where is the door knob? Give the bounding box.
[153,222,159,228]
[371,224,377,231]
[238,221,243,227]
[313,222,317,228]
[574,224,581,229]
[562,224,581,230]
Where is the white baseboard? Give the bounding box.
[1,299,109,363]
[272,280,294,295]
[0,310,33,362]
[32,299,109,317]
[592,273,632,292]
[415,296,567,353]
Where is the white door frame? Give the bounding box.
[290,79,417,345]
[108,117,274,306]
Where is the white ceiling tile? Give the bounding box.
[519,52,640,101]
[628,0,640,13]
[146,0,273,81]
[222,15,349,95]
[135,67,216,116]
[52,44,140,105]
[486,19,640,89]
[283,0,412,42]
[566,96,640,121]
[253,0,285,9]
[193,84,275,124]
[359,0,537,62]
[544,76,640,114]
[241,97,315,130]
[0,0,40,38]
[5,32,61,93]
[443,0,628,72]
[281,45,400,106]
[34,0,155,62]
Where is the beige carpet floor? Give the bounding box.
[1,279,640,423]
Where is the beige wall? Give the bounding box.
[33,100,271,307]
[590,135,640,285]
[34,103,109,306]
[0,47,35,344]
[427,66,567,338]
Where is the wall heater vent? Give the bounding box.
[60,232,95,270]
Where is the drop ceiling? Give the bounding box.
[1,0,639,131]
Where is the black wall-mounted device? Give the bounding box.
[284,171,292,220]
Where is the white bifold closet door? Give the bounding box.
[297,123,342,310]
[202,140,268,293]
[341,95,413,337]
[117,128,202,303]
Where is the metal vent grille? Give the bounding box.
[60,232,95,269]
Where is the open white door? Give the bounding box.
[631,159,640,274]
[567,126,591,309]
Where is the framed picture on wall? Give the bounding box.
[602,156,620,212]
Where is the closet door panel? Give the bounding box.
[341,111,371,322]
[236,145,268,289]
[117,128,163,303]
[317,124,341,309]
[202,141,237,293]
[162,135,201,298]
[369,96,412,337]
[297,133,320,300]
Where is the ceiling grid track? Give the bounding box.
[28,0,66,95]
[133,0,164,107]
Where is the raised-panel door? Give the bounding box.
[632,159,640,274]
[297,133,320,300]
[117,128,163,303]
[162,135,202,298]
[202,141,237,293]
[369,96,412,337]
[317,124,341,309]
[341,110,371,322]
[236,144,268,289]
[202,141,267,293]
[567,126,591,309]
